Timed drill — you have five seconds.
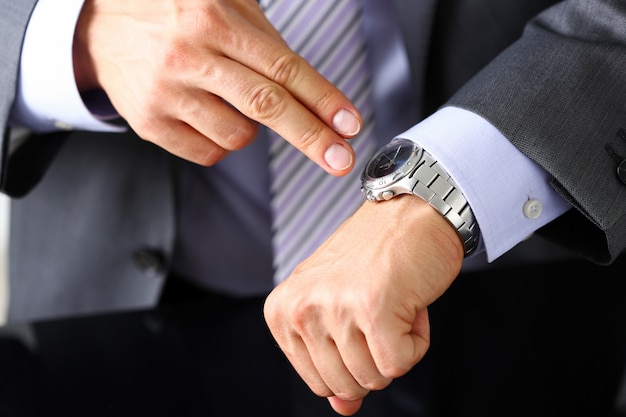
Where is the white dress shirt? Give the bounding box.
[10,0,123,133]
[10,0,572,274]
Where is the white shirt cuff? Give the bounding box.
[11,0,124,133]
[397,106,572,262]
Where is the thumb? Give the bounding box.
[328,396,363,416]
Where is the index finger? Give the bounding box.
[232,0,364,139]
[216,6,364,175]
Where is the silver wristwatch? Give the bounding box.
[361,138,480,256]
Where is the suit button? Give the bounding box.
[132,248,166,278]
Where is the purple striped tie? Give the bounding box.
[263,0,376,283]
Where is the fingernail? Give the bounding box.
[333,109,361,136]
[325,143,353,171]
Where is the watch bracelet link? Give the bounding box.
[411,152,480,256]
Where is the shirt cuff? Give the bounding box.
[11,0,124,133]
[396,106,572,262]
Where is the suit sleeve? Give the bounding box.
[0,1,71,197]
[448,0,626,264]
[0,2,37,128]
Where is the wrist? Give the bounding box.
[361,196,465,275]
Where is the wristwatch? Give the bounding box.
[361,138,480,256]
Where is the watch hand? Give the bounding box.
[379,145,402,170]
[378,153,394,170]
[391,145,402,163]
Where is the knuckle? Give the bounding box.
[380,361,413,380]
[161,20,222,74]
[224,120,258,151]
[196,3,229,35]
[335,388,368,402]
[297,122,326,150]
[289,302,316,333]
[161,40,187,72]
[196,147,229,167]
[134,79,171,118]
[268,52,302,86]
[309,383,335,398]
[262,295,279,322]
[162,39,216,78]
[133,111,162,141]
[362,377,392,392]
[310,384,334,398]
[150,2,233,76]
[312,88,336,113]
[245,83,288,121]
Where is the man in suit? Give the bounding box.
[2,0,626,415]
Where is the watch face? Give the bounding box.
[363,139,421,183]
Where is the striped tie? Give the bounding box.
[263,0,376,284]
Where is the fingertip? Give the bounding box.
[332,108,361,137]
[324,142,354,173]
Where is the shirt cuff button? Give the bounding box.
[523,198,543,219]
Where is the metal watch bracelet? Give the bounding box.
[409,151,480,256]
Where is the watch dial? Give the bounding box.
[366,140,416,178]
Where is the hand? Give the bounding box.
[263,196,464,415]
[73,0,361,174]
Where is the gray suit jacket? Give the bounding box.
[2,0,624,322]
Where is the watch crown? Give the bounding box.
[382,190,395,200]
